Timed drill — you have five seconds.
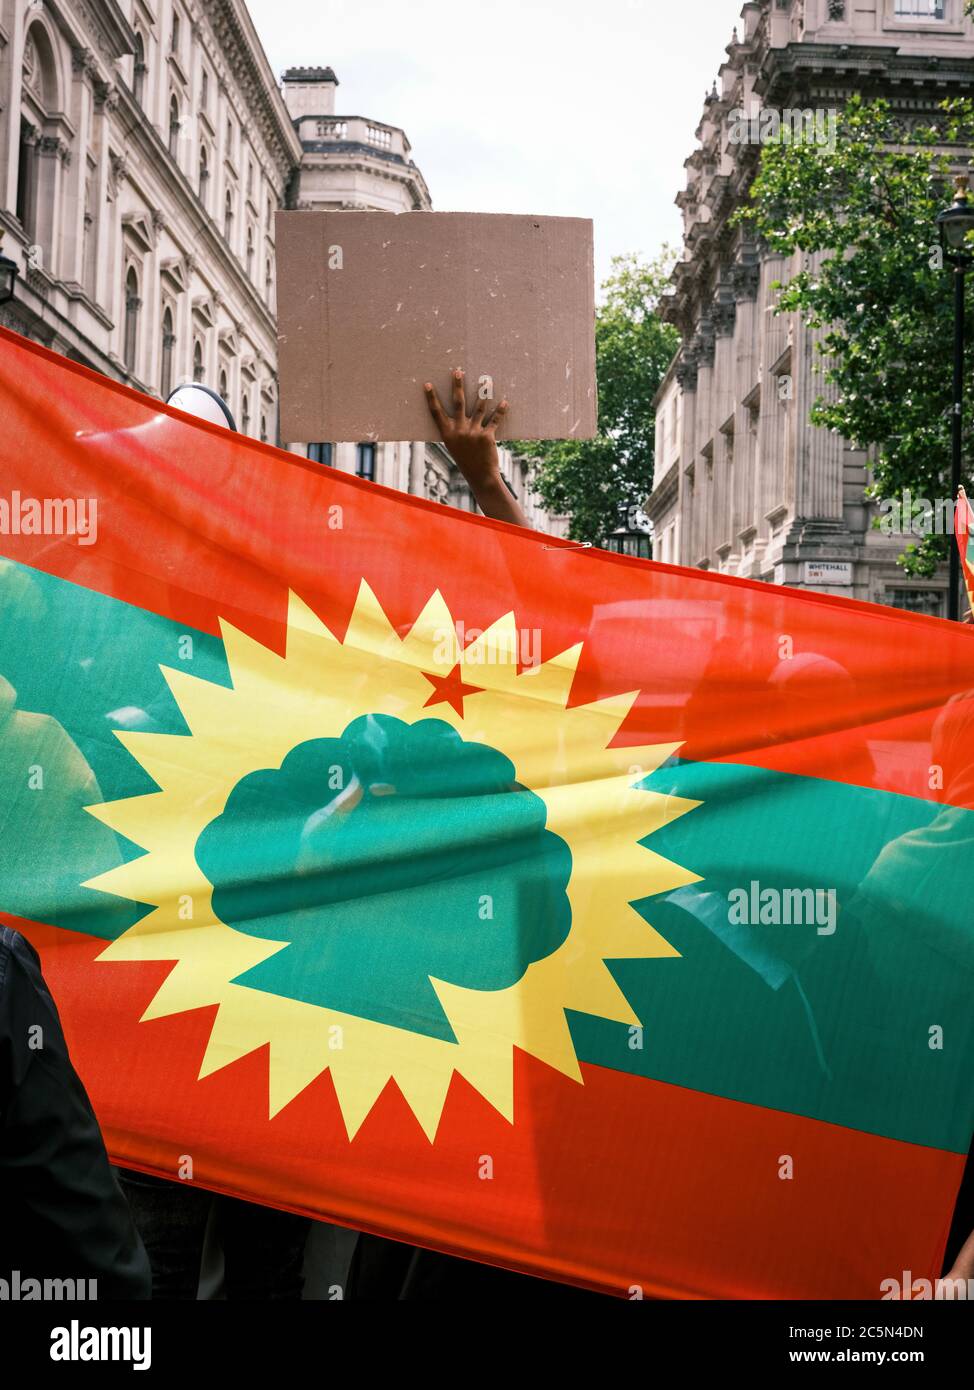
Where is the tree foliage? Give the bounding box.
[737,95,974,575]
[514,251,679,545]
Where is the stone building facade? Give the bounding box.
[649,0,974,615]
[0,5,561,531]
[0,0,297,443]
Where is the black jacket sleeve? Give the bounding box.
[0,926,151,1299]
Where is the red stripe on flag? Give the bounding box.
[15,916,962,1300]
[2,328,974,805]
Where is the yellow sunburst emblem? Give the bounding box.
[84,583,700,1138]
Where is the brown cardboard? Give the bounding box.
[275,211,597,445]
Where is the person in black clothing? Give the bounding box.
[0,924,150,1299]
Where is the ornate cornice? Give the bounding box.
[207,0,302,183]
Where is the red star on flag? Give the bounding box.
[421,664,484,717]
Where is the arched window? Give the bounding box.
[168,95,180,159]
[22,22,60,109]
[224,190,234,245]
[123,266,140,375]
[246,225,254,279]
[198,145,209,206]
[17,23,61,259]
[264,257,273,305]
[160,307,175,400]
[241,394,250,436]
[259,414,267,443]
[133,32,146,106]
[218,367,228,403]
[170,12,181,54]
[193,339,204,382]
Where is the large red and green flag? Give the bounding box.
[1,326,973,1300]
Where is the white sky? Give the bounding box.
[246,0,742,287]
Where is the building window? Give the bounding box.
[226,116,233,158]
[133,32,146,106]
[193,339,204,382]
[260,414,268,443]
[246,161,254,198]
[160,307,175,400]
[218,367,229,406]
[246,225,255,279]
[356,443,376,480]
[887,588,944,617]
[264,258,273,305]
[308,443,333,466]
[893,1,945,17]
[224,190,234,244]
[170,11,180,54]
[201,68,209,112]
[123,266,141,375]
[168,95,180,158]
[241,395,251,436]
[16,119,36,236]
[198,145,209,206]
[82,169,97,295]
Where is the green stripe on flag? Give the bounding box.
[570,758,974,1152]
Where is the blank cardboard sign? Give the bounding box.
[275,211,597,444]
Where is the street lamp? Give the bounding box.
[0,234,18,306]
[606,504,652,559]
[936,173,974,620]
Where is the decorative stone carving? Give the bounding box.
[712,279,737,336]
[424,461,450,503]
[732,259,760,301]
[675,354,699,392]
[22,32,38,90]
[38,135,70,166]
[71,45,99,80]
[94,80,119,112]
[107,150,127,201]
[695,319,716,369]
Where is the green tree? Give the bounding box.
[737,95,974,576]
[513,251,679,546]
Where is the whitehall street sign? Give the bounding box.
[804,561,853,586]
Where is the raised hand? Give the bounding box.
[424,369,528,528]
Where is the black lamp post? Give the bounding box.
[936,173,974,620]
[606,503,652,560]
[0,236,18,306]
